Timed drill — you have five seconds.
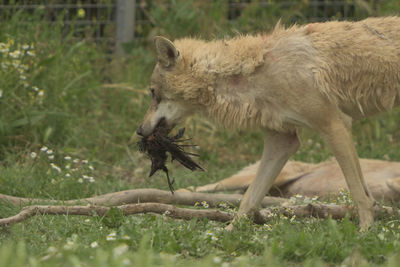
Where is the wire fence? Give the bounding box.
[0,0,377,52]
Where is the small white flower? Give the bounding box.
[205,230,214,236]
[9,50,21,58]
[50,163,61,173]
[211,236,218,241]
[48,155,55,160]
[46,149,53,155]
[82,159,88,164]
[88,165,94,171]
[38,90,44,97]
[201,201,209,208]
[27,51,35,56]
[90,241,98,248]
[82,175,89,180]
[40,146,48,152]
[88,177,95,183]
[77,178,83,183]
[73,159,80,163]
[64,156,71,160]
[106,231,117,241]
[65,164,71,169]
[20,75,26,80]
[65,173,71,178]
[84,218,90,223]
[22,44,29,50]
[30,152,37,159]
[121,235,131,240]
[32,86,39,92]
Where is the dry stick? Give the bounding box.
[259,203,397,221]
[0,202,396,226]
[0,203,233,226]
[0,189,286,208]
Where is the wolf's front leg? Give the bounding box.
[226,130,300,230]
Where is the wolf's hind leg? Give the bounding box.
[319,119,375,230]
[226,130,299,230]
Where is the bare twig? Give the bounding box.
[0,203,233,226]
[0,198,397,226]
[0,189,286,207]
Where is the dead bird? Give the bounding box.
[138,125,204,194]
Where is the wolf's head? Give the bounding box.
[137,36,200,137]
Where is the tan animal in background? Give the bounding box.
[137,17,400,230]
[184,159,400,204]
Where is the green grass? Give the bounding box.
[0,1,399,266]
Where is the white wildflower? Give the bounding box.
[30,152,37,159]
[77,178,83,183]
[65,164,71,169]
[22,44,29,50]
[90,241,98,248]
[48,155,54,160]
[9,50,21,58]
[88,177,95,183]
[38,90,44,97]
[40,146,48,152]
[73,159,80,163]
[20,75,26,80]
[32,86,39,92]
[88,165,94,171]
[65,173,71,178]
[82,159,88,164]
[106,231,117,241]
[64,156,71,160]
[50,163,62,173]
[27,51,35,56]
[46,149,53,155]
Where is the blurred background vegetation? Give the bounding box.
[0,0,398,194]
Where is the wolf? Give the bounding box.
[137,17,400,230]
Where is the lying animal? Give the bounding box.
[137,17,400,229]
[181,158,400,204]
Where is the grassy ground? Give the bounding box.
[0,2,400,266]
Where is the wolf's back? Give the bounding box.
[308,17,400,115]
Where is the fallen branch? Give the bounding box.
[259,203,397,222]
[0,201,397,226]
[0,189,286,208]
[0,203,233,226]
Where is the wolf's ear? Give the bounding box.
[154,36,180,68]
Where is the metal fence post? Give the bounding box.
[115,0,136,55]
